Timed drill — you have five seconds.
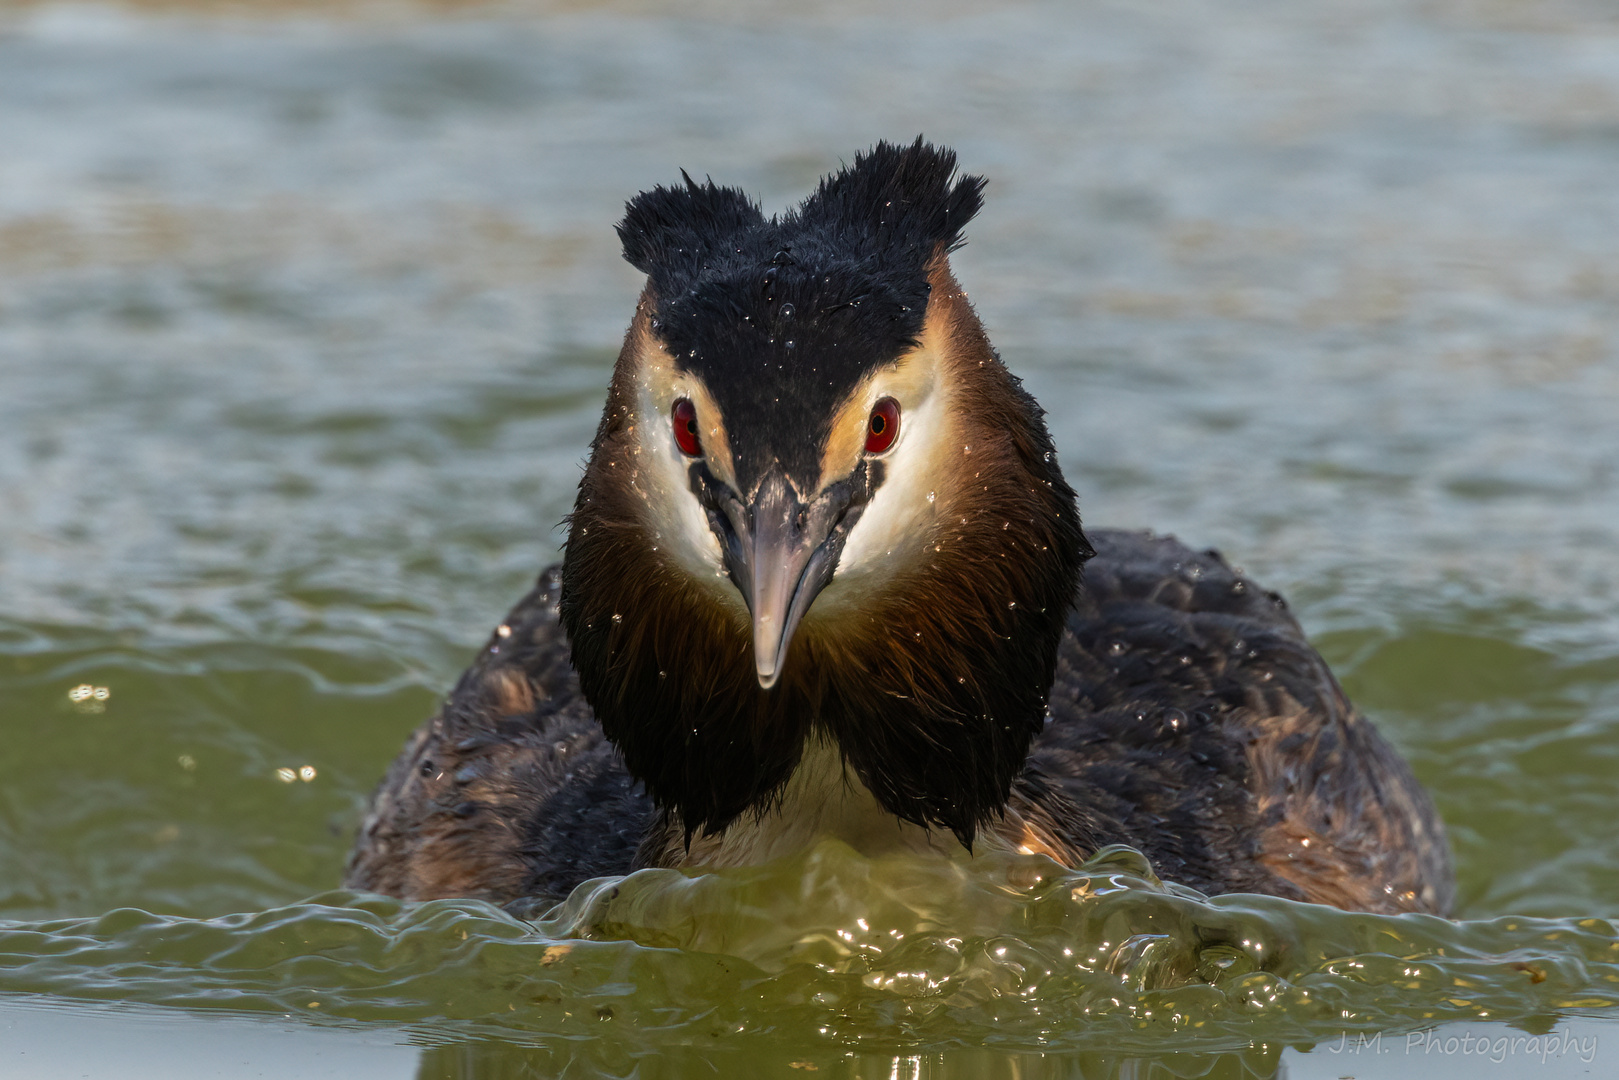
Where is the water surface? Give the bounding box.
[1,0,1617,1075]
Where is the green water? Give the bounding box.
[2,0,1618,1075]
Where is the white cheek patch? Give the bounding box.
[630,383,725,580]
[832,385,952,582]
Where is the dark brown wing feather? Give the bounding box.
[344,531,1453,915]
[1026,529,1453,915]
[342,569,652,912]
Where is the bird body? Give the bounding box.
[346,141,1453,917]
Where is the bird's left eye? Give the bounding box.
[865,397,900,454]
[672,398,701,456]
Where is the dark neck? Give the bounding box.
[561,285,1090,847]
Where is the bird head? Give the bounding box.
[561,139,1091,846]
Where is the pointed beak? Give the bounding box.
[713,471,853,689]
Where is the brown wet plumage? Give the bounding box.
[346,529,1452,916]
[344,141,1453,917]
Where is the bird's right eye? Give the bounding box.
[672,398,701,456]
[865,397,900,455]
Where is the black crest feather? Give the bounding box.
[795,138,985,260]
[617,137,984,293]
[616,172,766,291]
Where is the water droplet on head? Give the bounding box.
[779,302,795,318]
[926,491,937,504]
[611,613,623,625]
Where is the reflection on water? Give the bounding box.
[3,996,1612,1079]
[0,998,415,1080]
[419,1024,1615,1080]
[2,0,1618,1075]
[413,1041,1291,1079]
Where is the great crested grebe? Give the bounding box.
[345,139,1454,916]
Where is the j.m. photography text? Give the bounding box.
[1326,1028,1598,1064]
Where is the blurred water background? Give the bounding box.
[1,0,1617,1076]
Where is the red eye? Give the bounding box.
[672,398,701,456]
[865,397,900,454]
